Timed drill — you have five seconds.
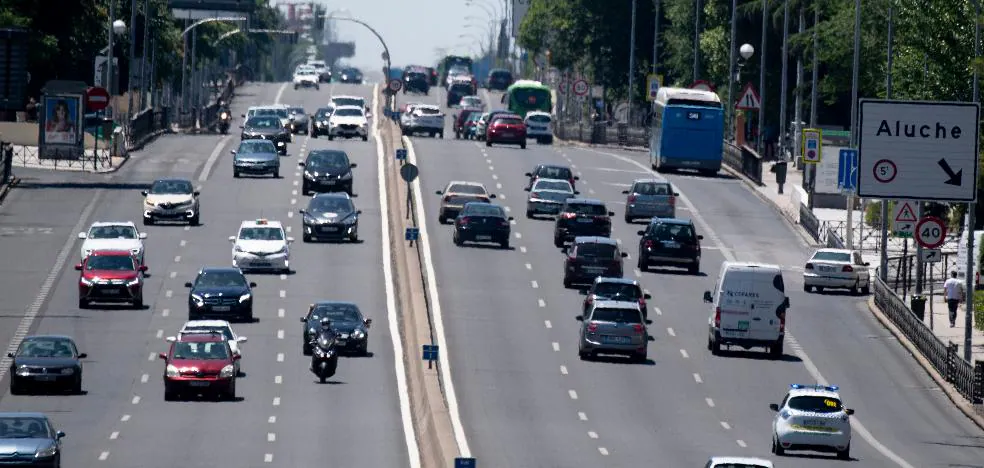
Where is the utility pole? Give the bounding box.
[846,0,861,250]
[793,5,804,165]
[107,0,116,100]
[757,0,767,156]
[778,0,789,161]
[693,0,700,81]
[880,1,893,281]
[127,0,138,124]
[627,0,638,125]
[726,0,737,140]
[965,0,980,363]
[652,0,660,74]
[139,0,150,111]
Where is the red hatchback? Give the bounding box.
[160,332,239,401]
[75,250,147,309]
[485,115,527,149]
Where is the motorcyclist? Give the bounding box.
[311,317,338,347]
[217,100,231,133]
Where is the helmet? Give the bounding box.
[320,317,332,328]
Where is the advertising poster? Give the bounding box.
[40,95,83,159]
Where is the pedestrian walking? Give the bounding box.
[943,271,965,327]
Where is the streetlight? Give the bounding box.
[726,43,754,141]
[105,12,127,117]
[739,44,754,60]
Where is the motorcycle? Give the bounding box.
[218,110,231,134]
[309,333,339,383]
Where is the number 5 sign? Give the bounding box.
[914,216,947,249]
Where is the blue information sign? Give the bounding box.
[838,149,858,192]
[405,227,419,241]
[396,148,407,160]
[454,458,476,468]
[422,344,439,361]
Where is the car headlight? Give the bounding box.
[35,445,57,458]
[60,367,75,375]
[80,277,94,286]
[191,294,204,306]
[166,364,179,377]
[340,172,352,180]
[275,245,288,254]
[16,365,30,376]
[234,244,244,252]
[126,278,140,287]
[322,120,329,125]
[303,215,320,225]
[304,170,316,179]
[342,214,357,225]
[219,364,235,378]
[239,293,252,303]
[352,329,365,339]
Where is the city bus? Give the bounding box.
[438,55,474,87]
[649,87,724,175]
[502,80,552,117]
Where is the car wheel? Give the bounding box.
[9,379,22,395]
[233,170,240,178]
[189,214,200,226]
[624,215,633,224]
[815,286,824,293]
[328,135,335,141]
[485,140,492,147]
[303,233,312,243]
[71,375,82,394]
[634,351,648,363]
[770,339,784,359]
[526,210,533,219]
[520,141,526,149]
[837,444,850,460]
[861,284,870,295]
[362,135,368,141]
[688,264,699,275]
[226,382,237,401]
[78,298,88,309]
[303,343,313,356]
[772,437,784,455]
[301,182,310,195]
[273,170,280,178]
[245,308,254,323]
[439,132,444,139]
[554,237,564,248]
[164,390,178,401]
[349,231,358,242]
[134,295,144,309]
[637,257,647,271]
[578,349,590,360]
[803,284,812,292]
[453,232,463,246]
[143,217,153,226]
[563,278,573,288]
[455,132,460,139]
[499,239,509,249]
[709,337,721,355]
[438,216,446,225]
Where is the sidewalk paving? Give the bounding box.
[925,293,984,363]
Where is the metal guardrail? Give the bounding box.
[555,121,650,147]
[1,142,12,184]
[800,205,820,241]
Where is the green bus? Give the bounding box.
[503,80,552,117]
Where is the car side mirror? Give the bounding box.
[287,237,295,243]
[6,352,12,358]
[356,210,363,214]
[77,232,87,239]
[230,150,237,154]
[74,263,83,271]
[698,235,704,240]
[644,293,652,299]
[575,315,584,321]
[139,265,149,272]
[158,352,168,360]
[621,190,629,194]
[300,317,307,322]
[637,230,645,236]
[769,403,780,412]
[139,232,148,239]
[435,190,443,195]
[863,262,871,266]
[365,318,373,327]
[674,192,680,196]
[574,191,580,195]
[524,172,532,176]
[184,282,193,287]
[140,190,148,196]
[607,211,615,216]
[523,187,530,191]
[165,336,176,342]
[193,191,200,197]
[846,408,855,415]
[298,209,306,215]
[238,125,245,129]
[507,216,514,221]
[489,194,497,199]
[233,354,241,360]
[350,163,358,168]
[703,291,713,303]
[249,282,258,288]
[56,431,65,439]
[647,335,655,341]
[783,297,790,308]
[620,252,628,258]
[241,114,246,118]
[574,176,580,180]
[78,352,87,359]
[298,161,305,167]
[645,319,653,325]
[228,236,236,242]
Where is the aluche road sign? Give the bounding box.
[837,149,858,192]
[857,99,980,202]
[646,74,662,102]
[914,216,947,249]
[891,200,918,237]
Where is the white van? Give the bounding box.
[703,261,789,358]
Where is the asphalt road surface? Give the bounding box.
[393,85,984,467]
[0,82,410,467]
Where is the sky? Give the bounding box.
[272,0,512,71]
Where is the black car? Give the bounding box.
[338,67,363,84]
[185,268,257,322]
[553,198,614,247]
[300,301,373,355]
[404,70,430,94]
[7,335,86,394]
[452,202,513,248]
[526,164,579,190]
[486,68,514,91]
[299,149,356,195]
[299,193,361,242]
[580,277,651,318]
[311,107,333,137]
[447,82,474,107]
[562,237,627,288]
[0,413,65,467]
[240,116,289,155]
[636,217,702,274]
[232,140,280,178]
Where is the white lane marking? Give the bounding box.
[184,226,190,231]
[147,352,156,361]
[276,353,284,362]
[165,290,173,298]
[720,421,731,430]
[552,342,560,351]
[666,327,676,337]
[277,330,284,339]
[578,412,588,421]
[496,182,502,189]
[291,198,297,205]
[198,134,235,182]
[264,454,274,463]
[491,174,498,180]
[169,271,177,278]
[520,246,527,253]
[380,102,423,467]
[515,232,522,239]
[180,240,187,247]
[504,206,511,212]
[634,268,642,277]
[131,396,140,404]
[110,431,119,440]
[653,307,663,316]
[279,290,286,298]
[567,147,917,468]
[706,398,715,407]
[598,447,609,456]
[538,298,546,308]
[568,389,578,400]
[268,416,276,423]
[292,190,298,196]
[274,375,282,384]
[273,81,289,104]
[693,373,703,383]
[280,273,287,280]
[403,136,469,457]
[293,180,299,186]
[267,433,276,442]
[525,263,533,270]
[499,194,506,200]
[680,349,689,359]
[285,226,292,234]
[99,451,110,461]
[588,188,595,194]
[272,397,281,406]
[0,192,102,382]
[174,255,181,262]
[278,308,285,318]
[155,329,163,339]
[161,309,169,317]
[737,439,747,448]
[544,320,551,328]
[560,365,568,375]
[588,431,598,439]
[489,165,495,171]
[120,415,130,422]
[140,374,149,383]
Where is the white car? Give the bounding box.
[705,456,774,468]
[402,104,445,138]
[170,320,248,374]
[230,219,293,273]
[293,68,320,90]
[327,105,369,141]
[525,178,577,218]
[524,110,554,144]
[459,95,484,110]
[400,103,423,130]
[803,248,870,294]
[330,95,368,117]
[770,384,854,459]
[78,221,147,264]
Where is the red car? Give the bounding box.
[75,250,147,309]
[485,115,527,149]
[159,332,239,401]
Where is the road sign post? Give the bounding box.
[891,200,917,237]
[85,86,111,112]
[387,79,402,95]
[801,128,822,164]
[422,344,439,369]
[857,99,981,202]
[400,162,419,221]
[395,148,407,161]
[405,227,419,246]
[914,216,947,249]
[837,149,858,192]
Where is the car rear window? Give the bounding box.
[649,223,696,242]
[447,195,483,205]
[527,114,551,123]
[811,251,851,262]
[449,184,485,195]
[451,84,472,94]
[463,204,504,217]
[590,307,641,323]
[632,182,672,195]
[408,72,427,80]
[537,166,573,179]
[493,117,523,126]
[711,464,771,468]
[593,282,641,299]
[787,395,843,413]
[577,243,617,258]
[417,107,441,115]
[566,203,607,216]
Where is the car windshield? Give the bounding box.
[651,223,697,243]
[632,182,672,195]
[315,108,331,118]
[150,180,193,194]
[237,141,276,154]
[408,72,427,80]
[289,107,305,115]
[449,66,468,75]
[196,271,247,288]
[17,338,75,358]
[89,225,137,239]
[527,114,551,124]
[593,283,641,299]
[333,98,363,107]
[787,395,843,413]
[450,84,472,94]
[310,197,354,214]
[448,184,486,195]
[246,117,282,129]
[182,326,233,341]
[467,114,482,122]
[0,417,50,438]
[463,204,504,217]
[533,180,572,192]
[811,251,852,262]
[536,166,573,180]
[239,227,284,241]
[86,255,135,271]
[310,304,361,322]
[447,195,484,205]
[417,107,441,115]
[462,97,481,105]
[566,203,607,216]
[307,152,350,169]
[591,307,641,323]
[531,190,571,202]
[171,341,229,360]
[254,109,284,118]
[577,244,617,258]
[491,71,512,79]
[334,108,363,117]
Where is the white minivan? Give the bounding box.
[703,261,789,358]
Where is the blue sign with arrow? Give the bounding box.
[454,458,476,468]
[422,344,439,361]
[838,149,858,192]
[405,227,419,241]
[396,148,407,161]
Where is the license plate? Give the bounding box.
[188,381,210,387]
[336,340,347,346]
[585,267,605,273]
[101,288,120,295]
[320,226,339,232]
[323,180,336,185]
[212,306,231,312]
[475,235,492,240]
[251,262,271,267]
[576,218,593,223]
[500,132,514,137]
[819,266,835,272]
[663,241,680,248]
[802,419,825,427]
[35,375,56,381]
[738,321,749,331]
[602,335,630,344]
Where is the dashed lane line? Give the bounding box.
[560,365,568,375]
[538,298,546,308]
[720,421,731,430]
[706,398,715,408]
[693,373,703,383]
[544,320,551,328]
[578,412,588,421]
[568,390,578,400]
[552,342,560,351]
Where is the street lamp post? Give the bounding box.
[730,43,754,140]
[106,4,127,115]
[627,0,638,125]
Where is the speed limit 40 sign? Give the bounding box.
[914,216,947,249]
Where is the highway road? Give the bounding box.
[397,86,984,467]
[0,82,411,467]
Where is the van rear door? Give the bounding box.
[718,276,755,338]
[745,271,785,341]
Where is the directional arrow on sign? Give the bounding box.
[937,158,963,186]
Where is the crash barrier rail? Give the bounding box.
[1,141,12,184]
[820,220,846,249]
[800,205,821,242]
[127,107,170,152]
[6,144,114,171]
[555,121,650,147]
[723,142,764,185]
[872,274,984,414]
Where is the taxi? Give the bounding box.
[229,219,293,273]
[770,384,854,459]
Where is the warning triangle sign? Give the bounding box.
[735,83,761,110]
[895,202,918,222]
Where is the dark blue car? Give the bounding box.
[0,412,65,467]
[452,202,513,249]
[185,268,257,322]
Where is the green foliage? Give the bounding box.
[974,290,984,331]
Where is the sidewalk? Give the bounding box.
[926,293,984,363]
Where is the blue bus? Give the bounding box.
[649,87,724,175]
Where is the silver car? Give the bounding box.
[622,178,678,223]
[524,178,578,218]
[576,300,653,362]
[288,106,310,134]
